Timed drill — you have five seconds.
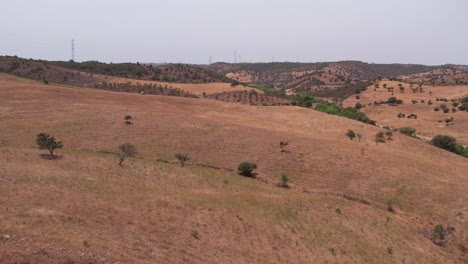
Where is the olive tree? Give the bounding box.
[36,132,63,157]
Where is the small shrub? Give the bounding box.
[375,132,386,144]
[279,173,289,188]
[431,224,455,246]
[434,107,440,112]
[356,133,362,142]
[346,130,356,140]
[83,240,90,248]
[335,208,342,214]
[279,141,289,152]
[387,247,393,255]
[191,229,200,240]
[124,115,133,124]
[238,162,257,177]
[443,108,450,113]
[386,200,395,213]
[386,131,393,140]
[175,153,190,167]
[399,126,416,137]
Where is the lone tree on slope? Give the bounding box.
[175,153,190,167]
[117,143,136,166]
[36,133,63,158]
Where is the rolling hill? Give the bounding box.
[0,73,467,263]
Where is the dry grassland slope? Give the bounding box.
[0,74,467,263]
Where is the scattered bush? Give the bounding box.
[386,97,403,105]
[36,132,63,158]
[346,130,356,140]
[238,162,257,177]
[385,131,393,140]
[375,132,386,144]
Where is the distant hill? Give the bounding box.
[205,61,466,98]
[0,56,232,85]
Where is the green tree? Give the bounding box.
[431,135,457,152]
[36,133,62,157]
[238,162,257,177]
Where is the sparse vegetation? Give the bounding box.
[431,224,455,246]
[191,229,200,240]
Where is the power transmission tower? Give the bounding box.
[71,39,75,62]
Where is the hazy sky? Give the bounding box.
[1,0,467,65]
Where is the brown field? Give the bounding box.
[344,80,468,144]
[0,74,467,263]
[105,76,263,95]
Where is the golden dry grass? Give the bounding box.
[102,76,264,95]
[0,74,467,263]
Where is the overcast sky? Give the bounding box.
[1,0,467,65]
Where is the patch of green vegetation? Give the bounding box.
[315,102,376,125]
[290,94,320,107]
[431,135,468,158]
[251,83,287,97]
